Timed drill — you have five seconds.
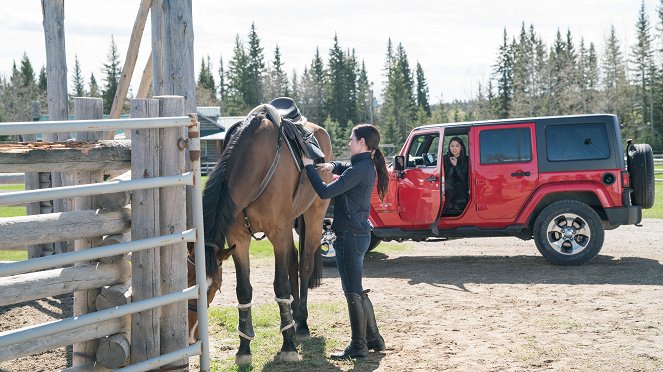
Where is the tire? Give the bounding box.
[533,200,604,265]
[367,233,381,252]
[627,143,655,209]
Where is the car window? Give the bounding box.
[479,127,532,164]
[407,134,440,167]
[545,123,610,161]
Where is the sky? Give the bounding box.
[0,0,661,103]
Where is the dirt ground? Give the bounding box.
[2,219,662,371]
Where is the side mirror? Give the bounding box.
[394,155,405,171]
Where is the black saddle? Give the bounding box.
[269,97,325,168]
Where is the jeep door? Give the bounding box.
[472,123,538,220]
[397,130,442,225]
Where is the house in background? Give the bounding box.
[200,114,243,174]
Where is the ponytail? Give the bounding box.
[373,148,389,201]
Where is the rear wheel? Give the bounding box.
[533,200,604,265]
[627,143,655,209]
[367,233,381,252]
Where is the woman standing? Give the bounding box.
[302,124,389,359]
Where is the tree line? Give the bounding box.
[3,1,663,152]
[465,1,663,150]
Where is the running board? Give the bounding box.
[372,224,527,240]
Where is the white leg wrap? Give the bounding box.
[237,302,253,309]
[280,320,296,333]
[274,295,294,304]
[237,326,255,341]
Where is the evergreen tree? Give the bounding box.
[299,48,326,124]
[218,55,227,111]
[19,52,35,88]
[265,44,288,100]
[493,29,513,118]
[101,36,122,114]
[89,73,100,98]
[37,66,47,93]
[356,61,373,123]
[246,22,265,106]
[630,1,655,129]
[197,55,216,93]
[601,25,630,123]
[415,61,431,116]
[71,55,86,98]
[325,34,350,127]
[226,35,250,115]
[290,69,299,102]
[380,40,416,144]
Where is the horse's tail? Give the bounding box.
[298,215,323,289]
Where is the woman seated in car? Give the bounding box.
[443,136,469,211]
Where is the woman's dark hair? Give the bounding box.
[446,136,468,164]
[353,124,388,200]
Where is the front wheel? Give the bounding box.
[533,200,604,265]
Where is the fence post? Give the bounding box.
[155,95,188,370]
[130,98,162,363]
[72,97,106,366]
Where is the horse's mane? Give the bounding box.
[202,114,265,275]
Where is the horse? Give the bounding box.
[187,104,333,364]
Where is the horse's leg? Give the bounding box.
[289,217,302,326]
[271,227,300,362]
[296,199,328,339]
[230,234,254,365]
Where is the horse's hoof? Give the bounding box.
[235,354,252,365]
[279,351,301,362]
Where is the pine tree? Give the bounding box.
[197,55,216,93]
[415,61,431,116]
[19,52,35,88]
[89,73,100,98]
[290,69,299,102]
[630,1,655,129]
[37,66,47,93]
[325,34,350,127]
[299,48,326,124]
[218,55,226,110]
[355,61,372,123]
[511,23,534,117]
[226,35,250,115]
[601,25,629,122]
[246,22,265,106]
[493,29,513,118]
[101,36,122,114]
[265,44,288,100]
[71,55,86,98]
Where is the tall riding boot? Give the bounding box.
[331,292,368,359]
[363,290,386,351]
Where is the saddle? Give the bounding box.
[269,97,325,170]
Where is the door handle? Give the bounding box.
[511,171,530,177]
[425,176,439,182]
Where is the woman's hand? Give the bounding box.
[450,157,458,166]
[302,155,314,167]
[315,163,333,173]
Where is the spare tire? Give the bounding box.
[627,143,655,209]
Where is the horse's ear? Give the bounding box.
[220,244,236,260]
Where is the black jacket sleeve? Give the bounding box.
[330,161,351,175]
[304,164,362,199]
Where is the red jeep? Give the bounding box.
[321,114,655,265]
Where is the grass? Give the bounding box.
[0,184,24,191]
[208,300,379,371]
[644,165,663,219]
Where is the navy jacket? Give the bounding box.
[304,152,375,233]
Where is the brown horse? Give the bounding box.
[187,105,333,364]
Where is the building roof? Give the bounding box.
[200,132,226,141]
